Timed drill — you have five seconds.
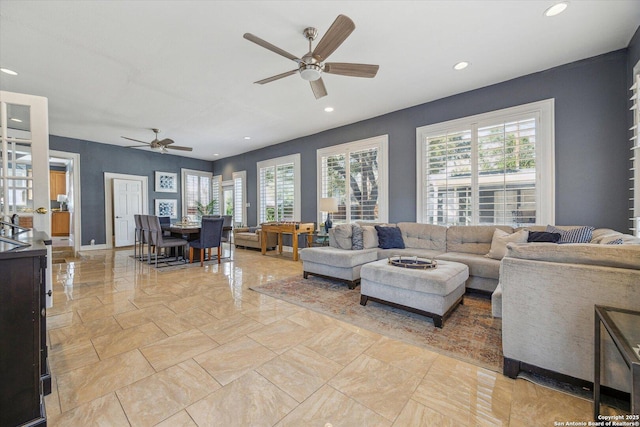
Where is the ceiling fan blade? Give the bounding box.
[324,63,379,78]
[121,136,150,145]
[124,145,148,148]
[310,78,327,99]
[243,33,301,63]
[312,15,355,62]
[165,145,193,151]
[255,69,298,85]
[158,138,174,145]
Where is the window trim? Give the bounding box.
[416,99,555,225]
[256,153,301,223]
[316,134,389,225]
[181,168,213,220]
[631,60,640,236]
[232,170,247,227]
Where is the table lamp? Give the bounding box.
[319,197,339,233]
[57,194,68,211]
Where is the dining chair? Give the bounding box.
[189,217,224,266]
[139,214,152,262]
[134,214,142,260]
[147,215,188,266]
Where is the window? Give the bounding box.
[317,135,388,225]
[631,61,640,236]
[212,175,222,216]
[181,168,213,221]
[417,100,554,226]
[257,154,300,223]
[233,171,246,227]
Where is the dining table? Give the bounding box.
[161,222,233,262]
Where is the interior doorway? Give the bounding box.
[49,150,81,254]
[104,172,148,249]
[222,183,234,217]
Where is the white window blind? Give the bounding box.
[317,135,388,226]
[232,171,246,227]
[212,175,222,216]
[417,100,554,226]
[181,168,213,221]
[257,154,300,224]
[630,61,640,236]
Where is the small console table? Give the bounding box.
[593,305,640,419]
[260,222,315,261]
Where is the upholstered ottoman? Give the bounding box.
[360,259,469,328]
[299,247,378,289]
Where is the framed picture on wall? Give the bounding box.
[155,171,177,193]
[155,199,178,219]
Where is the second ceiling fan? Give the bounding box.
[243,14,379,99]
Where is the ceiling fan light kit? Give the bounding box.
[243,14,379,99]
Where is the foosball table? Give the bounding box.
[260,222,315,261]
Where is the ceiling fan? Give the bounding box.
[121,128,192,153]
[243,14,379,99]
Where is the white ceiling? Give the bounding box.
[1,1,638,161]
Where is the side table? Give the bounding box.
[594,305,640,419]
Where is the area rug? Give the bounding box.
[128,255,232,271]
[250,275,503,373]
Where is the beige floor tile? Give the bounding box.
[44,376,61,418]
[178,307,217,327]
[92,322,168,359]
[194,336,277,385]
[49,316,123,351]
[198,313,264,344]
[302,325,376,366]
[509,378,593,426]
[114,304,177,329]
[329,353,421,422]
[277,384,392,427]
[56,349,155,411]
[412,356,514,426]
[47,295,103,316]
[116,359,220,427]
[76,299,138,322]
[204,298,259,320]
[247,318,317,354]
[140,329,218,371]
[186,370,298,426]
[166,294,215,313]
[241,298,303,325]
[49,339,100,375]
[365,336,439,378]
[393,399,463,427]
[47,393,130,427]
[47,311,77,330]
[287,307,340,332]
[257,345,343,402]
[154,410,197,427]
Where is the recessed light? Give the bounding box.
[324,107,334,112]
[0,68,18,76]
[544,2,568,17]
[213,153,219,156]
[9,118,22,123]
[244,136,251,140]
[453,61,469,71]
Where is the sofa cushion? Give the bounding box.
[329,224,353,249]
[485,229,529,260]
[299,247,378,268]
[376,248,444,260]
[352,224,364,250]
[361,225,378,249]
[397,222,447,251]
[446,225,514,255]
[527,231,561,243]
[546,225,594,244]
[235,232,259,242]
[375,226,405,249]
[436,252,502,279]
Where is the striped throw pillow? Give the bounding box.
[546,225,595,244]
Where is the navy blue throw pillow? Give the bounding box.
[527,231,561,243]
[375,225,405,249]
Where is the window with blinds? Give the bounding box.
[257,154,300,223]
[317,135,389,225]
[181,168,213,221]
[417,100,554,226]
[212,175,222,216]
[630,61,640,236]
[232,171,246,226]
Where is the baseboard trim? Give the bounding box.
[80,243,108,251]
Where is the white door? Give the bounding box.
[0,91,52,306]
[113,178,142,247]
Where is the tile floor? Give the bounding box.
[44,247,615,426]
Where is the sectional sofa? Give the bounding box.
[299,222,640,393]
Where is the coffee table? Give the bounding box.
[360,258,469,328]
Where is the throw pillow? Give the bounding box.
[332,224,353,250]
[351,224,364,250]
[546,225,595,244]
[361,225,378,249]
[527,231,561,243]
[375,225,405,249]
[485,229,529,260]
[605,238,624,245]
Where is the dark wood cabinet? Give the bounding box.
[0,231,50,427]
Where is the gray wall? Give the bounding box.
[215,49,631,232]
[49,136,212,245]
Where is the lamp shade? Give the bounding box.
[319,197,338,213]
